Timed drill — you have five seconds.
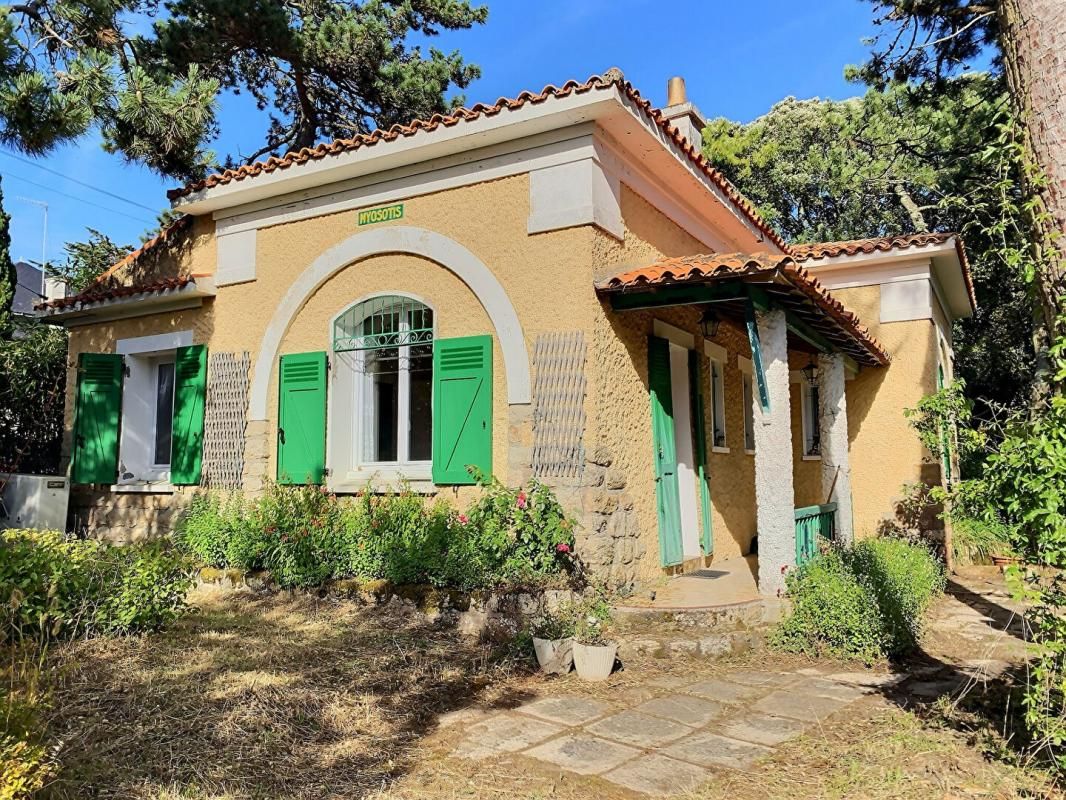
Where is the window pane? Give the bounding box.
[154,362,175,466]
[743,375,755,451]
[408,342,433,461]
[363,348,399,462]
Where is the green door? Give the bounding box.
[649,336,684,567]
[688,350,713,555]
[71,353,124,484]
[432,335,493,485]
[277,351,328,485]
[937,364,953,484]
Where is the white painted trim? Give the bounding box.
[214,129,598,234]
[116,330,193,355]
[879,278,934,323]
[216,228,257,286]
[249,225,530,419]
[806,258,932,291]
[736,355,753,375]
[711,446,731,455]
[527,155,623,240]
[652,320,696,349]
[799,381,821,459]
[703,340,727,362]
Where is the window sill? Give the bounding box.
[110,481,175,494]
[745,449,756,456]
[330,479,436,495]
[711,446,731,455]
[802,454,822,462]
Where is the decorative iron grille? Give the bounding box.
[333,295,433,353]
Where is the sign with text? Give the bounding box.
[357,203,404,226]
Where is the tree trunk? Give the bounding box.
[998,0,1066,384]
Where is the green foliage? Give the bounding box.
[0,177,13,339]
[0,318,66,474]
[703,77,1036,412]
[1,649,54,800]
[0,1,487,179]
[0,529,193,642]
[572,589,613,646]
[45,228,133,295]
[951,516,1016,565]
[529,604,576,641]
[773,537,945,663]
[176,478,579,591]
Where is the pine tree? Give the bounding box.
[0,1,488,180]
[0,176,15,339]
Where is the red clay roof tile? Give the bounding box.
[37,275,195,311]
[596,253,890,366]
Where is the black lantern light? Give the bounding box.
[700,309,721,339]
[801,356,819,386]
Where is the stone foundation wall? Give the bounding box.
[69,485,196,542]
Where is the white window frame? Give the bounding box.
[113,330,192,491]
[150,357,176,471]
[704,341,729,454]
[738,357,756,455]
[800,380,822,461]
[328,293,435,488]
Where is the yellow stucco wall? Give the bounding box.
[831,284,940,537]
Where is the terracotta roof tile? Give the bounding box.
[37,275,194,311]
[167,72,790,253]
[596,253,889,366]
[792,232,975,310]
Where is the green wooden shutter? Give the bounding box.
[937,364,953,484]
[170,344,207,485]
[71,353,123,484]
[432,335,492,485]
[649,336,684,567]
[277,351,328,485]
[688,350,714,555]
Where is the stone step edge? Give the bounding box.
[617,628,768,660]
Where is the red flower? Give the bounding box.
[516,491,528,510]
[556,543,571,554]
[458,514,469,525]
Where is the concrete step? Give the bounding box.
[617,627,769,660]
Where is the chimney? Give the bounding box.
[661,76,708,149]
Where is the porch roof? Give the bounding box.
[595,253,890,366]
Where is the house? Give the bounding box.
[37,71,972,596]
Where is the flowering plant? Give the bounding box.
[572,591,613,646]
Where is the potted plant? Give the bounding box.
[530,606,575,675]
[572,594,616,682]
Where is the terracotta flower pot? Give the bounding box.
[991,554,1022,567]
[532,637,574,674]
[573,641,617,681]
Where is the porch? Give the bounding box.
[595,253,888,596]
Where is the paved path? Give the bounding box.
[451,666,901,796]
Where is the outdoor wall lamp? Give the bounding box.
[700,309,721,339]
[802,356,819,386]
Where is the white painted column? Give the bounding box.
[753,308,796,596]
[818,353,854,545]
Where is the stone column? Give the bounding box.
[753,308,796,596]
[818,353,854,545]
[241,418,271,496]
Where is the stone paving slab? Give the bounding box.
[586,710,694,748]
[664,731,773,770]
[752,690,849,723]
[602,753,713,797]
[524,733,639,775]
[823,671,906,689]
[516,696,612,726]
[683,677,768,704]
[795,677,868,702]
[723,670,798,688]
[716,712,809,746]
[453,714,563,759]
[634,694,727,727]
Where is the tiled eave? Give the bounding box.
[37,276,215,326]
[596,254,889,367]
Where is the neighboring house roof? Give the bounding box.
[792,232,976,312]
[595,253,890,366]
[167,71,791,254]
[13,261,42,314]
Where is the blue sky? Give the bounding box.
[1,0,880,272]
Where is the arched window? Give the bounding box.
[331,295,434,481]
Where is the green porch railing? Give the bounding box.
[794,502,838,565]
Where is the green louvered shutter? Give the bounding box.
[648,336,684,567]
[688,350,714,555]
[432,335,492,485]
[277,352,327,485]
[72,353,123,484]
[170,344,207,485]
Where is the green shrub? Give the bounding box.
[175,477,578,591]
[772,549,886,663]
[773,537,945,663]
[846,537,945,656]
[0,529,193,641]
[1,652,55,800]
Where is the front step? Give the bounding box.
[612,598,784,661]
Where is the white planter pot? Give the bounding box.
[533,637,574,674]
[573,641,617,681]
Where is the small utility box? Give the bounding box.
[1,474,70,531]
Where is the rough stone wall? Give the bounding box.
[818,352,854,544]
[69,485,196,542]
[753,309,795,596]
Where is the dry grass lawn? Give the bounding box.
[25,585,1063,800]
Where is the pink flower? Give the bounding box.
[556,543,571,554]
[516,491,528,510]
[458,514,469,525]
[319,485,329,494]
